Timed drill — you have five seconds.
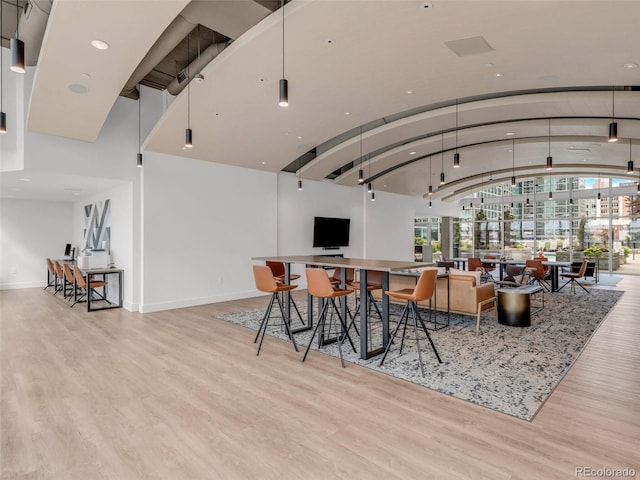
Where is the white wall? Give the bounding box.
[0,47,25,172]
[0,198,73,289]
[141,152,278,312]
[72,183,135,310]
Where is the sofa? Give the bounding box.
[372,268,496,333]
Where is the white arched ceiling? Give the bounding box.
[25,0,640,202]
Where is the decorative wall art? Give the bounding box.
[83,199,111,252]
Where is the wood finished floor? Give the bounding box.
[1,280,639,480]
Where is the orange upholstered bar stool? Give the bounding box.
[45,258,57,292]
[303,268,357,368]
[347,270,384,337]
[252,265,299,355]
[266,260,305,326]
[379,269,442,377]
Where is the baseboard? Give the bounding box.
[0,281,47,290]
[139,289,261,313]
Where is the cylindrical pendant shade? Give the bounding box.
[429,201,432,208]
[549,191,553,199]
[358,169,364,183]
[279,78,288,107]
[511,175,516,187]
[185,128,193,148]
[608,122,618,142]
[136,153,143,168]
[298,179,302,191]
[10,38,25,73]
[428,185,432,195]
[440,172,445,184]
[628,160,634,174]
[0,112,6,133]
[597,192,601,200]
[367,182,372,193]
[546,156,553,170]
[370,191,375,201]
[453,152,460,168]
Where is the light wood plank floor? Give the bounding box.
[2,280,639,480]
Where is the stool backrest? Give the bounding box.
[413,269,438,302]
[306,268,335,298]
[253,265,279,293]
[468,257,482,272]
[63,263,75,284]
[332,267,354,284]
[46,258,55,276]
[525,259,544,277]
[74,266,87,289]
[54,261,64,278]
[265,261,285,278]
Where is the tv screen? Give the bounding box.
[64,243,72,256]
[313,216,350,248]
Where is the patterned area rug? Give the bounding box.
[217,288,623,421]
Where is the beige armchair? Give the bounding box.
[377,268,496,333]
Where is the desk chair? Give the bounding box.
[526,259,550,291]
[467,258,484,278]
[45,258,56,292]
[559,260,590,294]
[302,268,357,368]
[252,265,299,355]
[379,269,442,376]
[72,265,108,305]
[53,260,73,298]
[62,264,78,306]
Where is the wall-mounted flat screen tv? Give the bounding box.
[313,216,350,249]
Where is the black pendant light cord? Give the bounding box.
[282,0,285,79]
[187,32,190,130]
[138,92,141,154]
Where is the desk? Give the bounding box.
[253,256,435,359]
[79,267,124,312]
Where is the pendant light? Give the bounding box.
[608,86,618,142]
[628,139,634,174]
[10,1,25,73]
[369,146,374,201]
[548,171,552,199]
[428,155,433,195]
[367,182,372,193]
[440,131,445,184]
[278,0,288,107]
[137,88,143,167]
[511,138,516,187]
[358,126,364,183]
[0,0,6,133]
[429,200,432,208]
[184,32,193,148]
[453,99,460,168]
[546,119,553,170]
[597,172,601,200]
[480,174,484,204]
[297,154,302,191]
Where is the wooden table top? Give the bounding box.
[252,255,435,272]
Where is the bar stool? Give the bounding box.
[347,270,384,337]
[379,268,442,376]
[302,268,357,368]
[265,261,305,327]
[44,258,56,291]
[73,265,108,305]
[252,265,299,355]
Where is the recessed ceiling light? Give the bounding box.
[406,90,413,94]
[261,161,266,165]
[623,63,638,69]
[326,39,335,45]
[297,135,303,140]
[483,63,494,68]
[80,73,91,79]
[19,178,30,182]
[344,111,351,115]
[494,72,504,77]
[68,84,89,94]
[505,132,515,136]
[91,40,110,50]
[409,151,417,155]
[420,2,433,10]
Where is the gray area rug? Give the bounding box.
[217,288,623,421]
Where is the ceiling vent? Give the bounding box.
[445,35,494,56]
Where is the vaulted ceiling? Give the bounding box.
[10,1,640,205]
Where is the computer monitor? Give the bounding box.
[64,243,72,257]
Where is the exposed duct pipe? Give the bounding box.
[17,0,53,66]
[120,15,198,99]
[166,41,227,95]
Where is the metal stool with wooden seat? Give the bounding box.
[379,268,442,376]
[252,265,299,355]
[302,268,357,368]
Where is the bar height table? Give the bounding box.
[252,256,435,359]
